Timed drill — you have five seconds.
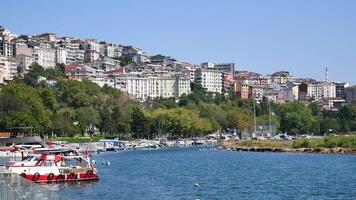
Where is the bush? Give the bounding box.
[293,139,309,148]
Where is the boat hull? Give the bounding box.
[22,173,99,183]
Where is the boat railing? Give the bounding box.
[59,167,92,174]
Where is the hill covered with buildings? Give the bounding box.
[0,25,355,138]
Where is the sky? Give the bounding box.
[1,0,355,84]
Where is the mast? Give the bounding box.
[253,100,257,133]
[268,101,272,136]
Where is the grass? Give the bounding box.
[293,135,356,149]
[234,140,294,149]
[227,135,356,149]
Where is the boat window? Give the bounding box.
[44,161,55,167]
[26,156,34,161]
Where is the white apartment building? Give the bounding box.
[85,50,100,62]
[306,83,322,100]
[177,76,191,96]
[0,56,17,84]
[304,82,336,101]
[100,44,116,58]
[33,46,56,69]
[115,73,191,100]
[56,47,67,64]
[321,82,336,99]
[0,40,15,57]
[65,43,84,64]
[282,85,299,101]
[149,76,176,98]
[82,40,100,52]
[195,68,223,93]
[116,74,150,100]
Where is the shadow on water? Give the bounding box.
[39,180,99,191]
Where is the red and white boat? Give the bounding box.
[6,154,99,183]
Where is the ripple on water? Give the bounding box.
[43,148,356,200]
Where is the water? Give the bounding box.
[45,147,355,199]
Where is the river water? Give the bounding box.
[44,147,355,200]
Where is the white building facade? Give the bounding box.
[195,68,223,93]
[33,46,56,69]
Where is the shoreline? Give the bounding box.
[221,141,356,155]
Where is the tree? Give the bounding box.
[118,55,133,66]
[131,107,150,139]
[277,101,316,134]
[75,107,100,136]
[53,109,76,137]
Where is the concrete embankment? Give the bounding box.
[221,142,356,155]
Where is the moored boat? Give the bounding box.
[6,154,99,183]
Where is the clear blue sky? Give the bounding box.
[1,0,355,84]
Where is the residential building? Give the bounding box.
[64,63,96,80]
[195,68,223,93]
[16,54,34,74]
[33,46,56,69]
[56,47,67,64]
[270,71,292,84]
[0,56,17,84]
[223,73,234,92]
[116,74,149,100]
[115,73,191,100]
[65,43,84,64]
[322,82,336,99]
[250,85,266,102]
[85,50,100,62]
[15,43,32,58]
[345,86,356,104]
[0,40,15,57]
[335,82,350,98]
[233,81,249,99]
[82,39,100,52]
[0,26,17,41]
[282,85,299,101]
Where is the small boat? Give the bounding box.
[6,154,99,183]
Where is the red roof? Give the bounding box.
[106,67,125,74]
[64,63,83,73]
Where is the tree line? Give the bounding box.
[0,64,355,139]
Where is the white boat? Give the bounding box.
[7,154,99,183]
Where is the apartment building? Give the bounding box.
[233,81,249,99]
[115,73,191,100]
[65,43,84,64]
[195,68,223,93]
[0,40,15,57]
[0,56,17,84]
[33,45,56,69]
